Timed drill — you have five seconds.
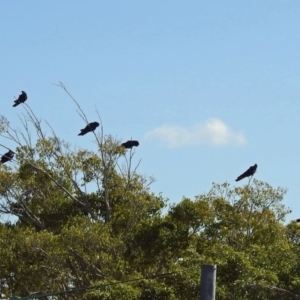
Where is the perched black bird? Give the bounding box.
[235,164,257,182]
[121,140,139,149]
[1,150,14,164]
[13,91,27,107]
[296,219,300,223]
[78,122,99,136]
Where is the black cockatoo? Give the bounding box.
[235,164,257,181]
[13,91,27,107]
[78,122,99,136]
[121,140,139,149]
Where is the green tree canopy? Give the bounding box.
[0,86,299,300]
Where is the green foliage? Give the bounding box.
[0,104,299,299]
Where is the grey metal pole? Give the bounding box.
[199,264,216,300]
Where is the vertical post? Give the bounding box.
[199,264,216,300]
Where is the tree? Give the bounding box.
[0,85,299,299]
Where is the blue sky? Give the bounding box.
[1,1,300,222]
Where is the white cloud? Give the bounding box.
[145,118,247,148]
